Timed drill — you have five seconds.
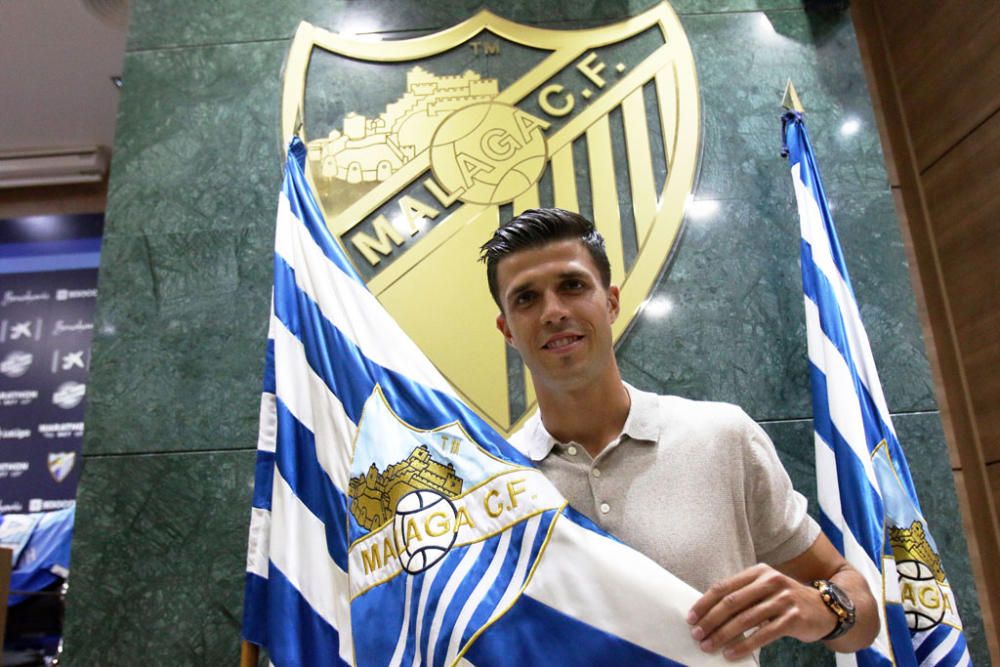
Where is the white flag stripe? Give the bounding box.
[524,516,748,666]
[389,575,416,666]
[257,391,277,454]
[793,167,896,436]
[416,542,484,666]
[456,514,542,665]
[427,530,512,665]
[811,319,881,491]
[273,318,356,492]
[842,527,892,658]
[436,528,514,667]
[814,431,843,526]
[270,470,353,661]
[920,631,961,667]
[245,507,271,579]
[411,556,448,667]
[275,194,454,397]
[835,652,858,667]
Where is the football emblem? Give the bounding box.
[393,489,458,575]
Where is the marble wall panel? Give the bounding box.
[64,450,256,665]
[683,9,888,205]
[107,41,286,238]
[618,187,934,421]
[125,0,843,51]
[85,225,271,455]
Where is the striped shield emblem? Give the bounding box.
[281,4,700,437]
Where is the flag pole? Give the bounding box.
[240,640,259,666]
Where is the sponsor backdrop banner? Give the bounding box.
[0,214,102,513]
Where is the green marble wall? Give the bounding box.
[64,1,988,664]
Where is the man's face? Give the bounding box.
[494,239,620,393]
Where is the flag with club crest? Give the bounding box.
[783,110,971,667]
[240,138,751,667]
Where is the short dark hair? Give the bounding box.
[479,208,611,308]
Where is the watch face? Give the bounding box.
[827,581,856,614]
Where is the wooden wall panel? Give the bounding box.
[923,110,1000,464]
[878,1,1000,172]
[852,0,1000,661]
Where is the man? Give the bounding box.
[479,208,878,662]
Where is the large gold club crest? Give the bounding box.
[282,4,700,437]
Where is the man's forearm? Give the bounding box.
[824,564,880,652]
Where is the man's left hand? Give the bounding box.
[685,564,838,661]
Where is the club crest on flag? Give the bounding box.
[280,5,700,437]
[347,385,563,591]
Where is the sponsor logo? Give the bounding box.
[0,389,39,406]
[283,6,700,436]
[51,349,87,372]
[0,351,33,378]
[29,498,75,512]
[1,318,43,342]
[55,288,98,301]
[52,381,86,409]
[48,452,76,482]
[38,422,84,438]
[52,319,94,336]
[0,461,30,479]
[0,427,32,440]
[1,290,50,307]
[0,500,24,512]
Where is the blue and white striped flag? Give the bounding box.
[784,112,971,667]
[242,138,751,667]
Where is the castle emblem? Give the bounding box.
[348,444,463,532]
[307,67,499,185]
[890,520,946,583]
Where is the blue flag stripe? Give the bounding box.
[787,124,854,288]
[263,338,276,394]
[282,142,364,286]
[264,564,350,667]
[802,241,894,453]
[817,508,844,554]
[803,240,924,507]
[464,594,685,667]
[243,572,270,646]
[273,397,350,570]
[252,449,275,511]
[809,361,886,560]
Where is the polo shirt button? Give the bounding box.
[600,502,610,514]
[591,468,601,478]
[566,445,578,456]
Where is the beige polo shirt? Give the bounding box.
[509,383,820,593]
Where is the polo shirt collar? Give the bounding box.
[518,382,662,462]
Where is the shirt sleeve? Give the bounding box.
[741,417,821,566]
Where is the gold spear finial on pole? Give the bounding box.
[782,79,804,112]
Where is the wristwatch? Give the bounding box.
[811,579,856,640]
